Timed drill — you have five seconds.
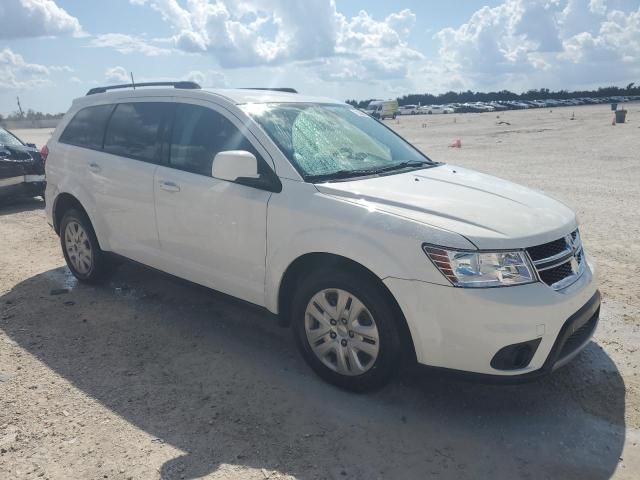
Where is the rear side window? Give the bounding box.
[104,103,169,163]
[59,105,114,149]
[170,103,262,176]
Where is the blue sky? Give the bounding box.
[1,0,639,115]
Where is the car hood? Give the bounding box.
[314,165,577,249]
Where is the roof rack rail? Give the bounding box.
[241,87,298,94]
[86,81,201,96]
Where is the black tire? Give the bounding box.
[59,208,112,283]
[291,268,403,392]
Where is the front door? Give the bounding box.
[153,101,274,306]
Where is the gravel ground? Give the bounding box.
[1,103,639,479]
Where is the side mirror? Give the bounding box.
[211,150,259,182]
[25,143,37,149]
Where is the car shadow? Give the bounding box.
[0,264,626,479]
[0,196,44,216]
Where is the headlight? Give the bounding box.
[422,245,536,288]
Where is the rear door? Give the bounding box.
[153,101,274,306]
[93,100,172,265]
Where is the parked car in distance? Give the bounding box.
[420,105,454,114]
[367,99,398,119]
[44,82,600,391]
[488,102,508,111]
[0,126,46,203]
[471,102,496,112]
[398,104,420,115]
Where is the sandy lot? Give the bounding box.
[1,103,639,479]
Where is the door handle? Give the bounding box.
[88,162,101,173]
[159,180,181,192]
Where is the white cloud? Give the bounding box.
[0,48,51,90]
[589,0,607,15]
[132,0,337,67]
[559,7,640,78]
[90,33,172,56]
[435,1,562,79]
[327,8,423,82]
[185,70,227,87]
[129,0,421,82]
[431,0,640,91]
[0,0,83,39]
[105,66,130,83]
[98,68,226,87]
[50,65,74,73]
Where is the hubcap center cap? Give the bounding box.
[336,324,349,338]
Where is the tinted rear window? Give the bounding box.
[104,103,169,163]
[59,105,114,149]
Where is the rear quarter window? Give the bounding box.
[59,104,114,149]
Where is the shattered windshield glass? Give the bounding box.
[243,103,435,181]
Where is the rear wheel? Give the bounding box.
[60,209,111,283]
[292,268,402,391]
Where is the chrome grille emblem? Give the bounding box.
[569,255,580,274]
[566,233,575,250]
[527,229,586,291]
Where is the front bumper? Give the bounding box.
[0,174,46,199]
[384,261,599,377]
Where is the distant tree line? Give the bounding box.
[0,109,64,123]
[346,83,639,108]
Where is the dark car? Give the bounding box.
[0,126,46,202]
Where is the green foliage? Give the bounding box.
[3,109,64,121]
[347,84,640,107]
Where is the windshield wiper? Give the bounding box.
[304,169,379,183]
[369,160,432,173]
[305,161,434,183]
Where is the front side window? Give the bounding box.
[59,104,114,150]
[103,103,169,163]
[243,103,435,182]
[170,103,263,176]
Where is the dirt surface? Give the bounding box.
[1,104,639,479]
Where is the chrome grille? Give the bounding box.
[526,230,586,290]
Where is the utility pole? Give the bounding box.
[16,96,24,118]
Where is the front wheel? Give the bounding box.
[291,269,403,391]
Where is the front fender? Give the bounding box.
[264,180,474,313]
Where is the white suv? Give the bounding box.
[44,82,600,391]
